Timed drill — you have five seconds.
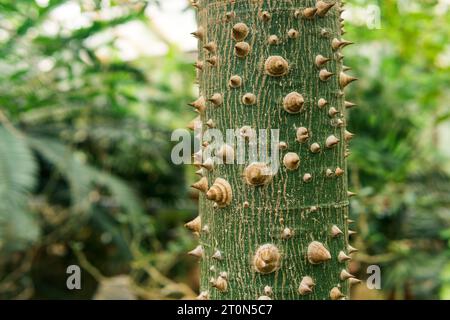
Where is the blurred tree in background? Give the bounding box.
[0,0,449,300]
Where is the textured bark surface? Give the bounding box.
[188,0,357,300]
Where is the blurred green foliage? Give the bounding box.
[0,0,198,299]
[0,0,449,299]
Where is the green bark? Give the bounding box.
[187,0,357,300]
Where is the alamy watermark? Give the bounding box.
[367,265,381,290]
[64,263,381,291]
[171,127,280,173]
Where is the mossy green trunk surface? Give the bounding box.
[187,0,358,300]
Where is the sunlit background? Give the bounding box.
[0,0,449,300]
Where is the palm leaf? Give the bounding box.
[28,136,149,232]
[0,126,39,250]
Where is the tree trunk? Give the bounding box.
[186,0,358,300]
